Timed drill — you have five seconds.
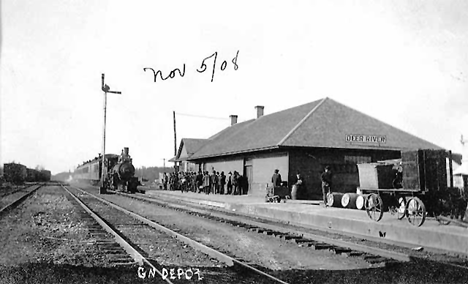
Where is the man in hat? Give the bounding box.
[271,169,282,187]
[291,172,303,200]
[226,171,232,194]
[321,166,333,206]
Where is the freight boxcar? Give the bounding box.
[4,163,27,184]
[26,168,39,182]
[39,170,51,182]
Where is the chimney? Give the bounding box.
[255,105,264,118]
[229,115,238,126]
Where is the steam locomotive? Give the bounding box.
[74,147,140,193]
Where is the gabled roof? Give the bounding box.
[175,138,209,161]
[188,97,442,160]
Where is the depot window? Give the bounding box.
[344,155,371,164]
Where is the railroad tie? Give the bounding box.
[329,247,352,254]
[293,238,315,244]
[363,255,388,264]
[310,243,332,250]
[247,227,260,232]
[285,236,303,243]
[341,251,365,257]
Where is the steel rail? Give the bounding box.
[0,183,36,198]
[71,185,289,284]
[0,184,42,217]
[61,185,174,284]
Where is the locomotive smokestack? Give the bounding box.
[124,147,129,156]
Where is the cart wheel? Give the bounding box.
[407,197,426,227]
[397,197,407,220]
[366,193,384,222]
[277,197,282,203]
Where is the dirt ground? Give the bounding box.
[0,186,149,284]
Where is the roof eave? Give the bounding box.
[188,145,280,161]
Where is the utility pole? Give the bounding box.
[173,111,177,157]
[163,158,166,169]
[100,73,122,193]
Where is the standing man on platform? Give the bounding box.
[271,169,282,187]
[162,172,168,190]
[321,166,333,206]
[232,171,239,195]
[291,173,304,200]
[226,172,233,194]
[219,171,226,195]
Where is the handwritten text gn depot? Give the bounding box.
[143,50,239,83]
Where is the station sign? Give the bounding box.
[345,134,387,144]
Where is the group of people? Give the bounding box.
[161,165,333,203]
[270,169,306,200]
[270,166,333,204]
[162,169,249,195]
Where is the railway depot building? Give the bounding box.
[175,98,441,200]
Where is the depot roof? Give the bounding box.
[187,97,442,160]
[175,138,209,162]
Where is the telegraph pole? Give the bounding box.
[100,73,122,193]
[173,111,177,157]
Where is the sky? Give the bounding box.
[1,0,468,174]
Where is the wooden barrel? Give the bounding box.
[327,192,344,207]
[341,193,359,209]
[355,194,370,210]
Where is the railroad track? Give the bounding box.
[111,189,468,271]
[116,191,405,265]
[0,184,43,217]
[62,184,290,283]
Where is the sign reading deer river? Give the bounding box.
[345,134,387,144]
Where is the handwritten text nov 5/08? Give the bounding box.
[143,50,239,83]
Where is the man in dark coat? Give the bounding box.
[291,173,304,200]
[231,171,239,195]
[219,171,226,194]
[321,166,333,205]
[210,170,218,194]
[226,172,232,194]
[162,172,168,190]
[196,171,203,193]
[271,169,282,187]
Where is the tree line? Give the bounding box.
[134,166,175,182]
